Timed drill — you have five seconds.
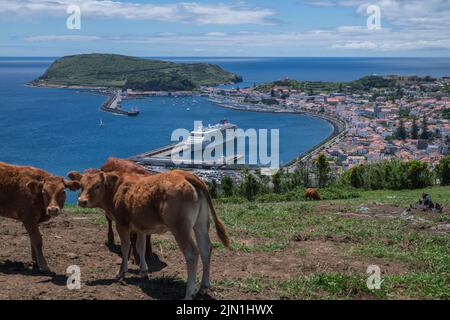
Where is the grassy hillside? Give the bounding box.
[30,54,242,91]
[255,75,397,94]
[66,186,450,300]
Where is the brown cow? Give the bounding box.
[98,157,157,263]
[0,162,80,271]
[69,169,230,299]
[304,188,321,201]
[91,157,150,244]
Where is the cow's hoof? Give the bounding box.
[115,273,126,282]
[140,271,150,280]
[198,286,210,296]
[38,265,51,273]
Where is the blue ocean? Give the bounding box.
[1,57,450,196]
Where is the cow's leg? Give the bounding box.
[136,232,149,279]
[115,224,131,280]
[129,232,140,265]
[30,238,37,266]
[145,235,155,260]
[194,202,212,295]
[106,215,115,244]
[23,221,50,272]
[174,232,199,300]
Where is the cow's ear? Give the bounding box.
[105,173,119,188]
[27,180,44,194]
[67,171,82,181]
[64,180,81,191]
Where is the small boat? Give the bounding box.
[186,107,191,111]
[128,107,140,116]
[99,119,105,126]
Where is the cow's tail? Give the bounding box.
[183,174,230,248]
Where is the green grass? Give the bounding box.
[216,272,450,299]
[64,205,99,215]
[65,185,450,299]
[348,186,450,206]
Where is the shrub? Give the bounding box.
[208,180,218,199]
[221,176,234,197]
[342,160,433,191]
[437,156,450,186]
[406,160,433,189]
[240,173,262,201]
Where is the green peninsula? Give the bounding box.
[31,54,242,91]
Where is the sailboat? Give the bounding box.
[99,118,105,127]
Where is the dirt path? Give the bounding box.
[0,211,411,300]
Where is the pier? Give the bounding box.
[130,142,248,170]
[101,91,140,116]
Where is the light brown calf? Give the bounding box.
[99,157,157,263]
[0,162,79,271]
[69,169,230,299]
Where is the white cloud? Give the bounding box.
[23,26,450,53]
[307,0,450,29]
[0,0,276,25]
[332,41,377,49]
[23,35,101,41]
[206,32,227,36]
[6,0,450,55]
[302,0,450,53]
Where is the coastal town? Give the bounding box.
[200,75,450,172]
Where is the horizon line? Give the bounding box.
[0,55,449,59]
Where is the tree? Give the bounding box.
[349,165,365,189]
[272,171,282,193]
[437,156,450,186]
[292,167,310,188]
[241,173,260,201]
[221,176,234,197]
[208,180,218,199]
[395,120,408,140]
[420,116,430,140]
[406,161,432,189]
[315,154,330,188]
[411,118,419,139]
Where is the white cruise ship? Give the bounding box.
[186,119,237,148]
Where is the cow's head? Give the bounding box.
[68,170,118,208]
[27,176,81,217]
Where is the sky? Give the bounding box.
[0,0,450,57]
